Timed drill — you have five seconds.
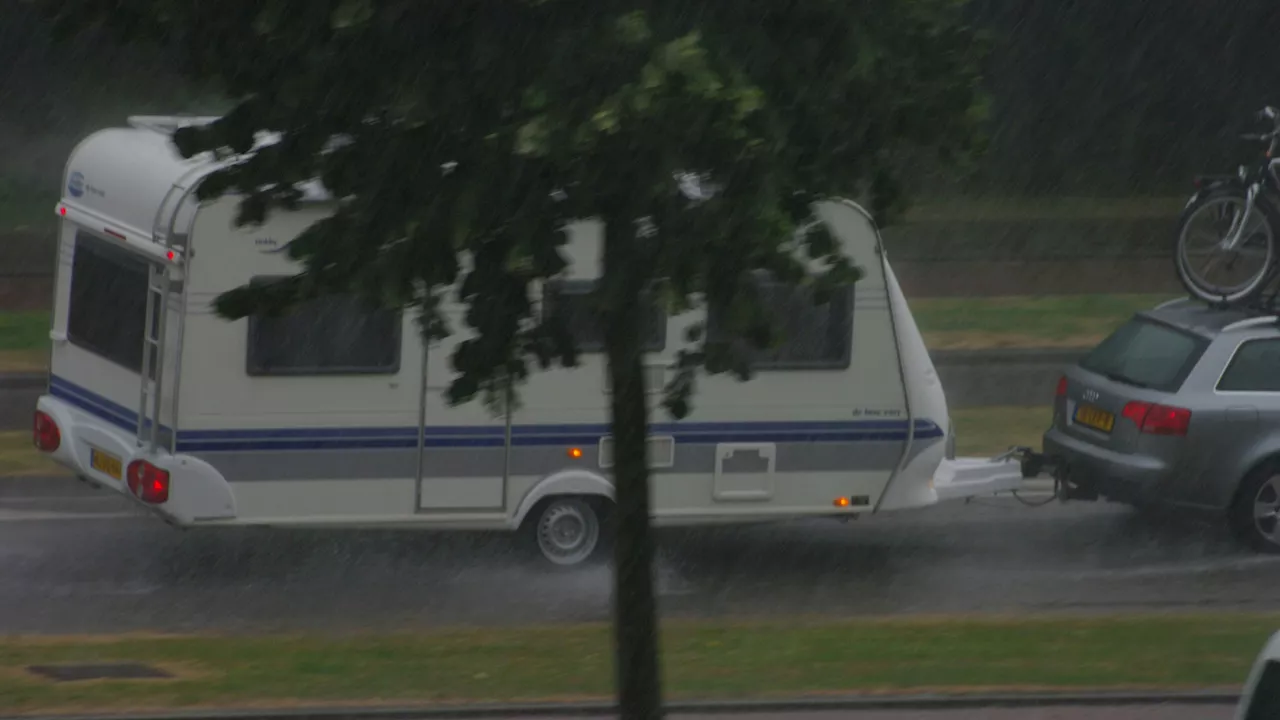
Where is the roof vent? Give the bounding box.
[127,115,221,135]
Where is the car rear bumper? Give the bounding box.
[1042,426,1172,503]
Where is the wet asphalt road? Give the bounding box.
[2,476,1279,635]
[525,708,1237,720]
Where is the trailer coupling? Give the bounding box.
[988,445,1100,505]
[982,446,1061,478]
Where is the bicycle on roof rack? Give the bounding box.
[1175,105,1280,306]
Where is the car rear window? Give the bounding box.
[1079,317,1209,392]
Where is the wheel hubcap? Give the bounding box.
[537,501,599,566]
[1252,475,1280,544]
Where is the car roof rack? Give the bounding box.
[1154,296,1197,310]
[1149,291,1280,332]
[1206,287,1280,331]
[1239,288,1280,317]
[1221,315,1280,333]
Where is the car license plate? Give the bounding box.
[1074,404,1115,433]
[89,447,123,480]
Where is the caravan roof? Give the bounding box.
[62,117,333,252]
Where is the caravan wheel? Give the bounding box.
[529,497,608,567]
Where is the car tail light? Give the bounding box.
[1055,375,1067,398]
[126,460,170,504]
[33,411,60,452]
[1121,401,1192,436]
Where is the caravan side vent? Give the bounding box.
[598,435,676,470]
[712,443,777,502]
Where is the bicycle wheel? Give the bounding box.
[1174,187,1279,304]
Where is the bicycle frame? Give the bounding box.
[1222,112,1280,251]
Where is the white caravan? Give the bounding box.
[32,116,1024,566]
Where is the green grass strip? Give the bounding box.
[913,294,1177,349]
[0,615,1270,714]
[0,311,50,352]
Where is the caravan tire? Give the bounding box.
[523,496,613,569]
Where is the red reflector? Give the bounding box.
[126,460,170,504]
[103,228,126,240]
[166,250,175,261]
[32,411,60,452]
[1122,401,1190,436]
[58,206,67,216]
[1055,375,1067,397]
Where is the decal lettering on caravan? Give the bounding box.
[67,171,105,199]
[253,236,289,254]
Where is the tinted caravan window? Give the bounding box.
[246,278,402,376]
[707,274,854,370]
[542,280,667,353]
[66,231,149,373]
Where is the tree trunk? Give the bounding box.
[603,217,664,720]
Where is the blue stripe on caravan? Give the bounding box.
[49,375,172,435]
[49,379,135,431]
[176,418,924,441]
[175,428,940,453]
[176,424,943,453]
[50,374,944,453]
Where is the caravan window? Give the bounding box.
[246,278,401,376]
[708,273,854,370]
[543,280,667,353]
[67,231,150,373]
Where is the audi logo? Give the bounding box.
[1083,389,1099,402]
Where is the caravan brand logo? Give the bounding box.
[253,236,289,254]
[67,172,85,198]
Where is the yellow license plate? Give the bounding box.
[1074,404,1115,433]
[89,448,123,480]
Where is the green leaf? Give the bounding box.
[253,0,288,35]
[331,0,373,29]
[615,10,651,46]
[515,116,551,156]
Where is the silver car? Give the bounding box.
[1042,298,1280,553]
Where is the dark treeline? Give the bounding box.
[2,1,1278,197]
[964,0,1280,196]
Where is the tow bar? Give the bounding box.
[989,446,1075,505]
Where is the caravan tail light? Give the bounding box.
[32,411,60,452]
[126,460,170,504]
[1121,401,1192,436]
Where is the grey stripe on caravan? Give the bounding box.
[195,437,942,482]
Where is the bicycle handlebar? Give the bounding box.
[1241,107,1280,142]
